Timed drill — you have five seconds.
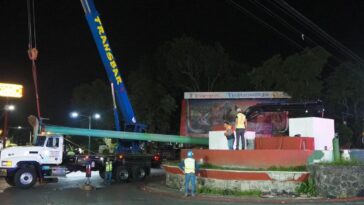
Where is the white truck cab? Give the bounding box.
[0,135,64,188]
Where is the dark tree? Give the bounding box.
[70,79,115,152]
[250,46,331,101]
[71,79,115,130]
[128,58,177,134]
[156,36,242,92]
[325,62,364,147]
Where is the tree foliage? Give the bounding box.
[325,62,364,147]
[71,79,114,130]
[127,60,177,134]
[155,36,250,93]
[250,46,330,101]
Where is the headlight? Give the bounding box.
[1,161,12,167]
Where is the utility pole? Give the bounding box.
[2,110,8,148]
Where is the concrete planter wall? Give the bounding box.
[164,165,309,194]
[309,164,364,198]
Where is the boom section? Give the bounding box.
[80,0,136,124]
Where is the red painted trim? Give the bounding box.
[181,149,313,169]
[200,169,271,180]
[296,173,310,182]
[164,165,184,175]
[255,137,315,150]
[179,100,187,136]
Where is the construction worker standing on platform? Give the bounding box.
[105,157,113,184]
[235,108,247,150]
[179,150,200,197]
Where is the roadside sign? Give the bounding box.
[0,83,23,98]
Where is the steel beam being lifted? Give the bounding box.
[43,125,208,145]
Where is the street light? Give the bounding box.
[70,111,101,153]
[5,105,15,111]
[2,104,15,148]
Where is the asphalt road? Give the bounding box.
[0,168,363,205]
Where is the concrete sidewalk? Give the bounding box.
[143,178,364,204]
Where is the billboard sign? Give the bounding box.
[0,83,23,98]
[180,92,291,138]
[184,91,291,99]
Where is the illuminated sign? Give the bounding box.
[184,91,291,99]
[0,83,23,98]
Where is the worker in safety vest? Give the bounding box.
[179,150,200,197]
[235,108,247,150]
[105,157,113,184]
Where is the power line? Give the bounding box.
[272,0,364,65]
[226,0,305,51]
[247,0,345,67]
[249,0,315,47]
[226,0,339,70]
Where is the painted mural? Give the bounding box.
[180,99,288,138]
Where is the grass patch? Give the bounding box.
[198,187,261,197]
[164,161,307,172]
[296,177,317,197]
[267,166,307,171]
[318,159,362,166]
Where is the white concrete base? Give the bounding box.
[209,131,256,150]
[289,117,334,150]
[166,171,307,194]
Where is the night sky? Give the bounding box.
[1,0,364,128]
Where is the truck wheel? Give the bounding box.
[132,167,146,181]
[115,166,129,183]
[14,167,37,189]
[5,176,15,186]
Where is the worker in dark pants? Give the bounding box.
[179,150,200,197]
[235,108,247,150]
[105,157,113,184]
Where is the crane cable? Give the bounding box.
[27,0,41,119]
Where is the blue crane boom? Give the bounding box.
[80,0,136,129]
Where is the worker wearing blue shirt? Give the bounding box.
[179,150,200,197]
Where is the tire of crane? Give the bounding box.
[132,166,147,181]
[115,166,130,183]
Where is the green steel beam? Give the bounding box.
[44,125,208,145]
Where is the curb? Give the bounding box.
[142,181,364,204]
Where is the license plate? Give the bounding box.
[0,169,7,177]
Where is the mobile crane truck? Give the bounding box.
[0,126,207,188]
[0,0,208,189]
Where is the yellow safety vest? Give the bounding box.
[184,158,195,174]
[106,161,112,172]
[236,113,246,129]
